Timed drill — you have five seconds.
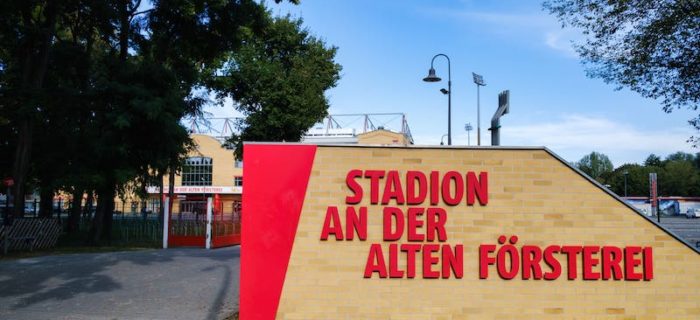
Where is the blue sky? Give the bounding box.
[207,0,698,166]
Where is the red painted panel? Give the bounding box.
[240,144,317,320]
[212,234,240,248]
[169,236,206,247]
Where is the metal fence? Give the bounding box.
[111,216,163,245]
[212,201,241,237]
[0,199,161,219]
[0,218,62,253]
[70,215,163,246]
[0,198,241,250]
[0,199,66,218]
[169,200,207,238]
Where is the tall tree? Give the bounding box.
[1,0,304,243]
[144,0,270,218]
[544,0,700,145]
[661,159,699,196]
[0,1,62,217]
[644,154,663,167]
[665,151,695,163]
[605,164,649,197]
[81,0,298,243]
[213,16,342,157]
[602,151,700,197]
[576,151,613,181]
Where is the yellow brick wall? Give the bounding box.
[117,134,241,211]
[357,130,410,145]
[163,134,242,188]
[277,146,700,319]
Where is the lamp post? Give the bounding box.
[200,176,206,220]
[423,54,452,145]
[465,123,473,146]
[472,73,486,146]
[623,170,629,197]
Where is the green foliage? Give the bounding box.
[543,0,700,145]
[665,151,695,163]
[214,15,342,157]
[644,154,662,167]
[603,152,700,196]
[662,160,700,196]
[576,151,614,181]
[0,0,314,243]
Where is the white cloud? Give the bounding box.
[500,115,696,166]
[454,11,553,28]
[419,7,582,58]
[420,7,553,29]
[389,114,696,166]
[544,30,579,58]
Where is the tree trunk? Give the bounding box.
[68,189,83,233]
[83,191,94,219]
[11,120,32,218]
[102,193,114,245]
[89,191,104,245]
[12,2,58,219]
[168,165,176,217]
[38,186,54,218]
[89,186,115,245]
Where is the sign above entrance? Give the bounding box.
[146,186,242,194]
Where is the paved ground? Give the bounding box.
[0,246,240,320]
[659,216,700,249]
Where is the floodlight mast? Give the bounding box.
[472,73,486,146]
[465,123,473,146]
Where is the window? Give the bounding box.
[234,176,243,187]
[182,157,213,186]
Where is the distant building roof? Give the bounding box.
[301,113,413,145]
[182,113,415,145]
[357,129,410,146]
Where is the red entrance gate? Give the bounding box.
[212,200,241,248]
[166,199,241,248]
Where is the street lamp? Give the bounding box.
[472,73,486,146]
[465,123,473,146]
[440,134,448,145]
[623,170,629,197]
[423,54,452,145]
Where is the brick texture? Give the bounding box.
[276,146,700,319]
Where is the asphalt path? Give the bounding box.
[0,246,240,320]
[660,216,700,249]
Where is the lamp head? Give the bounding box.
[472,72,485,86]
[423,68,441,82]
[440,88,449,95]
